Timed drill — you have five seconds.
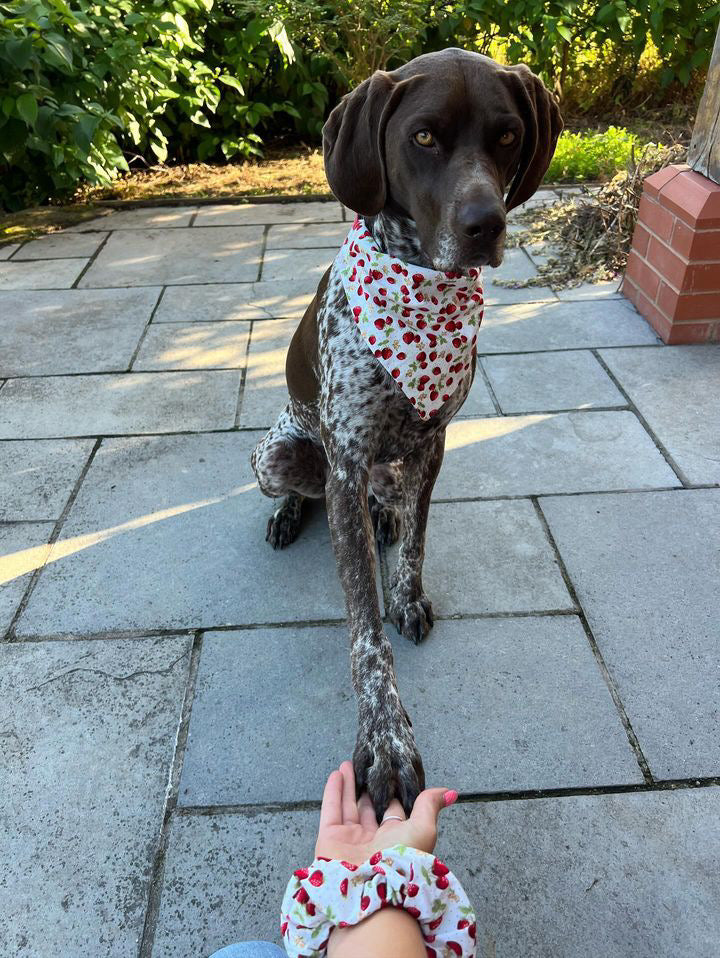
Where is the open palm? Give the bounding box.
[315,761,456,866]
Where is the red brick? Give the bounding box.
[622,277,670,341]
[632,222,651,257]
[666,321,717,345]
[685,263,720,293]
[657,283,720,321]
[671,220,720,260]
[643,165,686,199]
[637,195,675,242]
[625,250,661,300]
[658,168,720,229]
[646,236,688,289]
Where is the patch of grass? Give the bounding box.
[547,126,654,183]
[78,146,330,203]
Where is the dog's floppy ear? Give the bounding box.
[503,64,563,212]
[323,71,416,216]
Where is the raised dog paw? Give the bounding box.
[265,496,303,549]
[369,495,401,547]
[389,593,434,644]
[354,709,425,821]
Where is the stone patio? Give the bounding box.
[1,193,719,958]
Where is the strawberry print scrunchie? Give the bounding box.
[280,844,477,957]
[335,217,484,420]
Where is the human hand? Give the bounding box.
[315,760,458,866]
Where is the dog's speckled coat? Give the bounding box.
[251,48,562,818]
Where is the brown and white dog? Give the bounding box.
[251,48,562,819]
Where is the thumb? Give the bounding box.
[409,787,458,841]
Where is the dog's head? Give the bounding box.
[323,49,563,270]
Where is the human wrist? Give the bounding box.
[327,907,425,958]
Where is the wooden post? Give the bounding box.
[688,20,720,184]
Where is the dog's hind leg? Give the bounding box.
[369,461,403,546]
[251,403,326,548]
[389,431,445,644]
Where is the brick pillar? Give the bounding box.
[623,164,720,344]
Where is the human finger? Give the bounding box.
[340,760,359,823]
[318,769,344,830]
[358,792,378,831]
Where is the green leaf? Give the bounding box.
[218,74,244,94]
[268,20,295,62]
[3,36,33,70]
[17,92,38,127]
[556,23,572,43]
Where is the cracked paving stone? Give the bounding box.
[0,522,53,634]
[0,635,192,957]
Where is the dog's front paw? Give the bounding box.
[389,591,434,644]
[354,707,425,821]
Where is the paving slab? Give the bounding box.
[193,200,344,226]
[178,616,640,807]
[556,279,622,300]
[436,410,679,499]
[265,221,349,248]
[481,350,625,413]
[151,809,316,957]
[541,489,720,779]
[133,322,250,371]
[436,787,720,958]
[0,635,191,958]
[0,522,53,634]
[260,246,333,283]
[153,281,315,322]
[0,370,239,439]
[0,258,86,290]
[599,345,720,485]
[238,318,293,427]
[0,287,160,376]
[389,499,572,615]
[15,432,364,637]
[456,370,497,417]
[0,243,19,260]
[13,232,106,259]
[71,206,196,231]
[178,626,353,806]
[0,439,94,520]
[79,226,263,287]
[477,299,660,353]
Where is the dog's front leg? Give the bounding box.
[325,462,425,819]
[389,431,445,644]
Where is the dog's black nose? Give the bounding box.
[456,201,506,241]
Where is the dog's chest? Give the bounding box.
[316,265,474,461]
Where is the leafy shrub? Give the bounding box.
[546,126,654,182]
[0,0,327,209]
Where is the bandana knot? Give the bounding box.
[335,217,484,419]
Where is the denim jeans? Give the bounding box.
[208,943,285,958]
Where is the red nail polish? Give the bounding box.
[443,790,458,807]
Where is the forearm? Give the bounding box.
[327,908,425,958]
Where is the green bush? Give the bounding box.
[0,0,329,209]
[546,126,651,181]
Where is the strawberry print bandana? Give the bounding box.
[281,844,477,957]
[336,217,484,419]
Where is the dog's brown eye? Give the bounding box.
[414,130,434,147]
[499,131,516,146]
